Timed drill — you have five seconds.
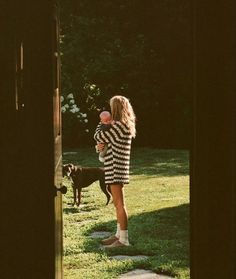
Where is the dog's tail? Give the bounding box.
[105,185,112,205]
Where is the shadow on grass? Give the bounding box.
[83,203,189,274]
[130,149,189,177]
[62,148,101,168]
[63,203,101,215]
[63,207,80,214]
[63,148,189,177]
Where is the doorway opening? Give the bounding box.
[60,1,191,278]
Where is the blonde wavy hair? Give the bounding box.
[110,95,136,138]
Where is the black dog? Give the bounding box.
[63,163,111,206]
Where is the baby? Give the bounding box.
[96,111,112,162]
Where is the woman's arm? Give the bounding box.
[94,123,112,143]
[94,121,130,144]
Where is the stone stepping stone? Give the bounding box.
[77,204,87,208]
[111,255,149,261]
[73,220,93,226]
[119,269,174,279]
[90,231,111,239]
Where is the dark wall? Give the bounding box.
[191,0,236,278]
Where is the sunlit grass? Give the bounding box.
[63,147,189,279]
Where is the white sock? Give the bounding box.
[119,230,129,245]
[115,223,120,238]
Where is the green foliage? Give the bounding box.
[59,0,192,148]
[63,147,190,278]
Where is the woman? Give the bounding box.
[94,95,136,247]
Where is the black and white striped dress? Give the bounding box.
[94,121,132,185]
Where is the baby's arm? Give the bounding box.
[95,144,100,153]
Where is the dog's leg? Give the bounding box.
[77,188,82,206]
[72,186,76,206]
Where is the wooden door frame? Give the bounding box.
[0,1,63,278]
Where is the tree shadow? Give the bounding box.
[130,149,189,177]
[62,148,189,177]
[63,203,100,215]
[83,203,189,272]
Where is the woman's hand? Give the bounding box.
[96,143,105,152]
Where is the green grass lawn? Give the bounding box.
[62,147,190,279]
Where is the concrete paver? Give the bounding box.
[91,231,174,279]
[90,231,111,239]
[119,269,174,279]
[110,255,149,261]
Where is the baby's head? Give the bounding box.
[100,111,111,124]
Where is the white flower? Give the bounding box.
[85,129,89,133]
[84,119,88,123]
[70,108,76,113]
[74,107,80,112]
[64,104,69,109]
[67,93,74,99]
[82,113,87,118]
[90,84,96,90]
[60,96,64,102]
[61,106,66,113]
[69,99,75,104]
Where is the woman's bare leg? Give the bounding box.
[110,184,128,230]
